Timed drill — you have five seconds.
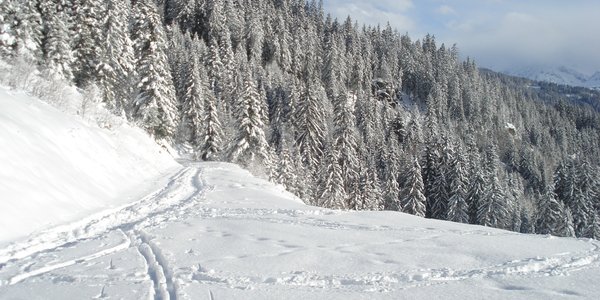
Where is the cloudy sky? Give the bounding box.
[323,0,600,75]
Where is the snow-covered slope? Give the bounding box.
[1,162,599,299]
[505,65,600,89]
[0,87,179,243]
[505,65,588,86]
[587,71,600,89]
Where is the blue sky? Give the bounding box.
[323,0,600,75]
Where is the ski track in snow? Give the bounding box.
[0,163,211,297]
[185,241,600,292]
[1,162,600,297]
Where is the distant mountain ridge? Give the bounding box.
[505,65,600,89]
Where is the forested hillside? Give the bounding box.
[1,0,599,238]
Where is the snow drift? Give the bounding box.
[0,86,179,243]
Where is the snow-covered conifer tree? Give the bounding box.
[228,69,271,167]
[100,0,136,113]
[200,67,223,161]
[446,146,469,223]
[536,186,566,236]
[72,0,105,87]
[132,0,179,139]
[317,147,346,209]
[401,156,427,217]
[43,10,73,80]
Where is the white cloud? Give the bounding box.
[436,5,456,15]
[447,7,600,74]
[325,0,416,32]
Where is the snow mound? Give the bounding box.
[0,86,179,243]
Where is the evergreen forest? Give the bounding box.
[1,0,600,239]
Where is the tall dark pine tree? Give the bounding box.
[132,0,179,139]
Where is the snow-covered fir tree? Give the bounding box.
[131,0,179,139]
[401,156,427,218]
[228,68,271,167]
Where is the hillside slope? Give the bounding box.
[1,161,599,299]
[0,86,179,243]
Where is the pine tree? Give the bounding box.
[274,147,297,194]
[200,89,223,161]
[180,52,204,149]
[317,147,346,209]
[12,0,43,61]
[72,0,105,87]
[294,79,326,172]
[536,187,566,236]
[43,9,73,80]
[428,137,453,220]
[332,90,359,197]
[446,147,469,223]
[585,211,600,240]
[228,70,271,167]
[132,0,179,139]
[0,0,16,57]
[383,162,401,211]
[554,157,594,237]
[467,158,487,224]
[477,145,509,228]
[101,0,135,113]
[401,157,427,217]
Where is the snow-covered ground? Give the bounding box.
[1,86,600,299]
[1,161,599,299]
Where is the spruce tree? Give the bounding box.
[477,145,509,228]
[72,0,105,87]
[228,69,271,167]
[317,147,346,209]
[200,88,223,161]
[180,52,204,149]
[536,187,565,236]
[401,157,427,217]
[43,9,73,80]
[132,0,179,139]
[446,147,469,223]
[101,0,135,113]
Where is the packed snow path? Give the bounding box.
[1,162,600,299]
